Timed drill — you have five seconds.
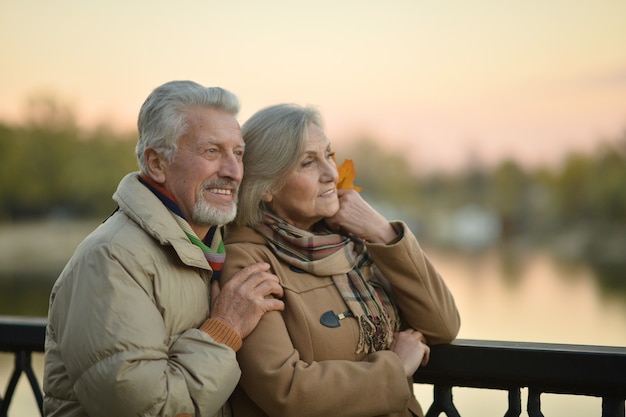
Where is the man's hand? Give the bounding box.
[210,262,284,339]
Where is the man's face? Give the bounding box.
[163,106,244,237]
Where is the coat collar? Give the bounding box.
[113,172,212,271]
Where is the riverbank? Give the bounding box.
[0,219,99,276]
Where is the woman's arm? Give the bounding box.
[368,222,461,344]
[325,189,460,344]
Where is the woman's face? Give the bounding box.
[265,123,339,229]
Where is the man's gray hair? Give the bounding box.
[135,80,240,173]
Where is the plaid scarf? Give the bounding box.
[254,212,399,354]
[139,174,225,280]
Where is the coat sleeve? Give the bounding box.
[50,242,240,417]
[221,243,413,417]
[367,221,461,345]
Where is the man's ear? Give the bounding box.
[144,148,167,184]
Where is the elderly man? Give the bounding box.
[43,80,284,417]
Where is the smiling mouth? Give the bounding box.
[209,188,233,195]
[320,189,335,197]
[203,179,239,200]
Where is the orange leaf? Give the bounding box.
[336,158,363,192]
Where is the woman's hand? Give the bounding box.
[390,329,430,377]
[326,189,397,243]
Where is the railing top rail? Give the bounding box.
[414,338,626,397]
[451,338,626,354]
[0,316,47,352]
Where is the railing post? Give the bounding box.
[504,388,522,417]
[527,387,545,417]
[602,396,626,417]
[0,350,44,417]
[424,385,461,417]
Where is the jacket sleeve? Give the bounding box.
[50,242,240,417]
[221,244,413,417]
[367,221,461,345]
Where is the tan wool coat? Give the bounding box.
[221,222,460,417]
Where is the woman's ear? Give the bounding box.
[144,148,167,184]
[262,192,273,203]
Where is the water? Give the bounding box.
[1,221,625,416]
[430,247,626,347]
[413,247,626,416]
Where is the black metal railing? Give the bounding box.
[413,339,626,417]
[1,316,625,417]
[0,316,46,417]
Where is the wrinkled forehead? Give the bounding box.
[181,107,243,147]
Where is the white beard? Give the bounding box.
[192,197,237,226]
[191,179,239,226]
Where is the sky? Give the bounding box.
[1,0,625,173]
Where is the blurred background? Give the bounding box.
[1,1,625,415]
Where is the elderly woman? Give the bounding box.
[220,103,460,417]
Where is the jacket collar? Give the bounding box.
[113,172,213,271]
